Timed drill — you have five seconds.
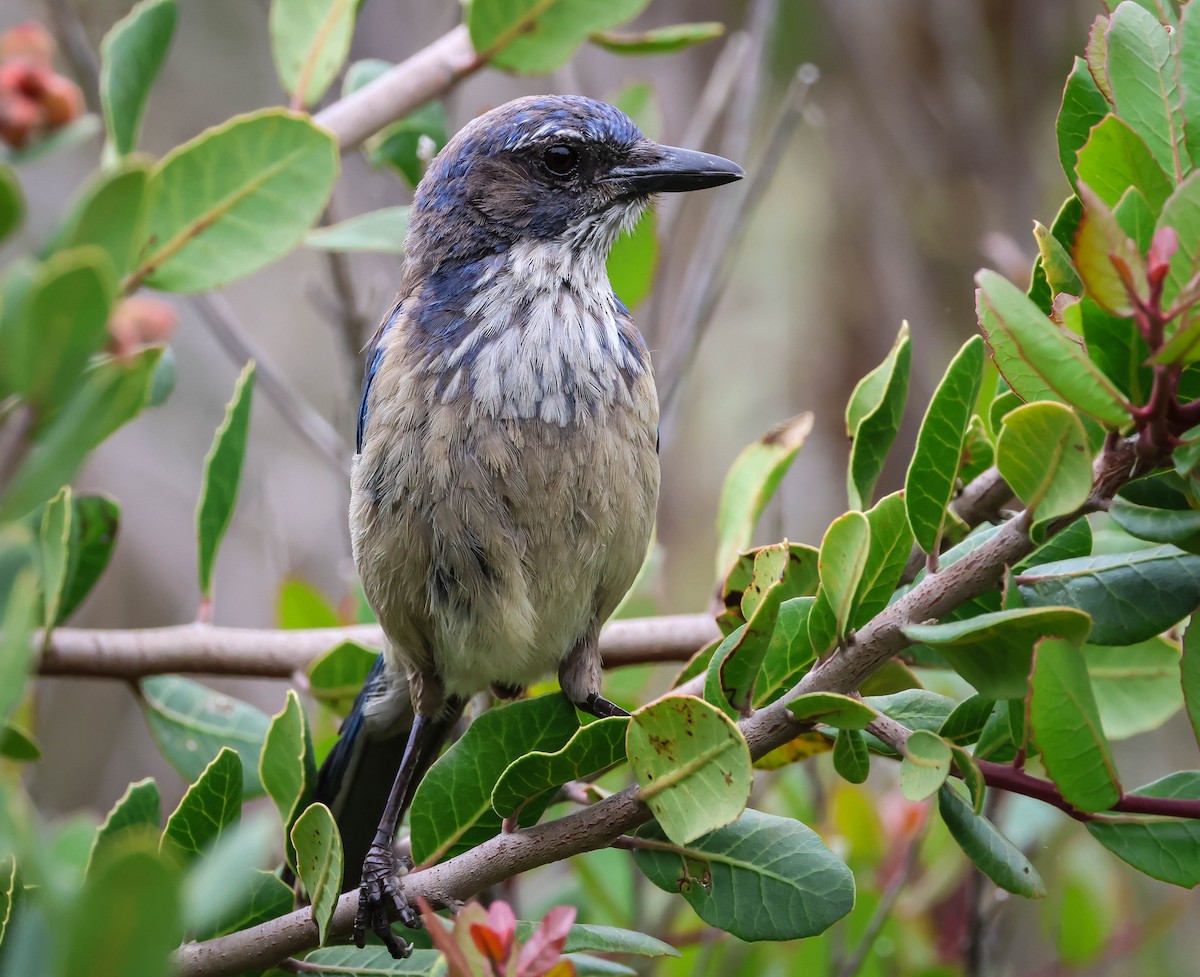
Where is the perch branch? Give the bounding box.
[37,614,721,679]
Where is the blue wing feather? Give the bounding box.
[356,302,403,453]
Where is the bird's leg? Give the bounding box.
[354,699,463,958]
[559,634,629,720]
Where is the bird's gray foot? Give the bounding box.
[354,844,419,958]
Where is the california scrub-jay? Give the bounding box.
[315,94,743,956]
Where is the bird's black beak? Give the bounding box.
[605,142,744,194]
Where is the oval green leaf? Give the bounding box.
[196,361,255,603]
[938,784,1045,897]
[906,336,987,554]
[900,729,952,801]
[291,802,343,946]
[846,322,911,509]
[270,0,359,108]
[134,110,338,292]
[99,0,177,157]
[996,401,1092,531]
[139,675,270,796]
[627,695,751,845]
[1017,544,1200,645]
[305,206,409,254]
[1030,638,1121,812]
[161,746,243,863]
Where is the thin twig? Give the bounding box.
[189,293,350,477]
[661,61,818,415]
[36,613,721,679]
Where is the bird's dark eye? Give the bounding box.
[543,144,580,177]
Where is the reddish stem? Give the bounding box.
[975,759,1200,822]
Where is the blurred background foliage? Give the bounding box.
[3,0,1198,975]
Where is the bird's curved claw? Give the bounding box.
[353,844,420,959]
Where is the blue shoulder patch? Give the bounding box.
[357,304,402,453]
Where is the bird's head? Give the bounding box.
[405,95,743,271]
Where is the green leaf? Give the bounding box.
[0,246,115,420]
[1030,638,1121,811]
[862,690,957,756]
[196,362,255,603]
[846,322,911,509]
[39,487,72,634]
[832,728,869,783]
[49,159,152,278]
[491,716,628,821]
[277,576,340,629]
[191,867,292,941]
[1057,57,1112,189]
[627,695,751,845]
[0,856,14,949]
[291,802,342,945]
[786,692,876,729]
[1085,638,1182,739]
[59,836,182,977]
[88,778,161,876]
[1109,496,1200,548]
[1157,170,1200,312]
[1033,220,1083,297]
[810,511,870,653]
[270,0,359,107]
[363,99,448,188]
[1017,545,1200,645]
[754,596,818,706]
[304,207,409,254]
[1114,184,1156,251]
[1182,619,1200,749]
[977,270,1129,424]
[1181,1,1200,168]
[1106,1,1186,181]
[606,209,657,310]
[1086,771,1200,886]
[996,401,1092,532]
[135,110,338,292]
[633,809,854,940]
[182,812,275,938]
[410,694,580,863]
[0,722,39,760]
[900,729,952,801]
[851,491,914,627]
[906,336,986,554]
[707,571,788,718]
[99,0,177,157]
[904,607,1092,700]
[307,641,378,714]
[139,675,271,797]
[0,569,37,725]
[1073,183,1146,316]
[0,346,162,521]
[1075,113,1173,214]
[714,412,812,576]
[161,747,243,863]
[1081,298,1151,402]
[0,165,22,243]
[512,921,678,958]
[939,694,996,746]
[298,947,443,975]
[590,22,724,54]
[938,784,1045,897]
[259,689,315,870]
[57,494,120,623]
[470,0,651,74]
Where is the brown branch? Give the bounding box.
[312,26,480,152]
[172,436,1146,977]
[36,614,720,679]
[869,712,1200,822]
